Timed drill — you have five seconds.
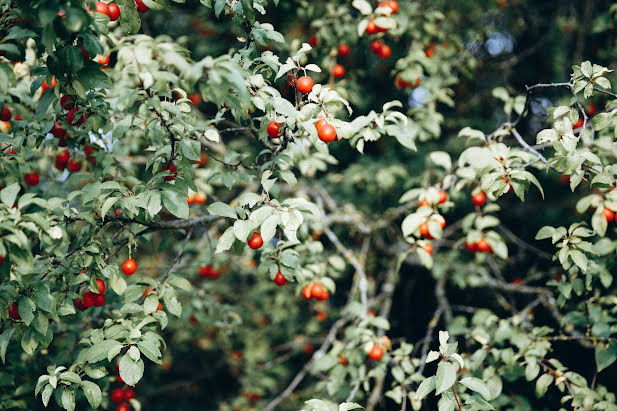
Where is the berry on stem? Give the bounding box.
[122,258,137,275]
[8,302,20,320]
[248,232,264,249]
[267,121,282,139]
[273,270,287,286]
[296,76,314,94]
[368,345,384,361]
[318,123,337,143]
[333,64,345,78]
[472,191,487,206]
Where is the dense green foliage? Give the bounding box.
[2,1,617,410]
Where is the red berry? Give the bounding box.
[0,255,5,266]
[75,298,87,310]
[472,191,487,206]
[574,118,583,129]
[267,121,282,139]
[122,258,137,275]
[51,122,67,138]
[116,404,130,411]
[296,76,314,94]
[315,118,328,131]
[162,164,177,181]
[333,64,345,78]
[93,293,105,306]
[248,232,264,249]
[437,190,447,204]
[368,345,384,361]
[198,265,211,277]
[124,388,135,400]
[425,46,435,58]
[273,270,287,286]
[310,283,325,300]
[419,222,432,239]
[370,40,382,53]
[418,198,430,207]
[586,103,596,117]
[366,20,377,34]
[55,151,70,168]
[464,241,477,252]
[337,44,350,56]
[84,145,96,158]
[94,1,110,15]
[96,278,106,294]
[316,311,327,321]
[108,3,121,20]
[421,243,433,255]
[68,158,82,172]
[60,95,74,110]
[378,44,392,59]
[135,0,149,12]
[8,302,20,320]
[82,291,96,307]
[603,208,615,222]
[0,107,10,121]
[308,35,318,47]
[24,172,39,186]
[111,388,125,403]
[384,0,399,13]
[317,124,337,143]
[476,238,492,253]
[66,108,86,126]
[301,285,312,300]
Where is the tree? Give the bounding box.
[1,0,617,410]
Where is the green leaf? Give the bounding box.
[180,139,201,161]
[595,342,617,372]
[207,202,237,219]
[414,376,436,401]
[435,361,456,395]
[18,296,36,326]
[535,373,553,397]
[0,328,15,363]
[118,353,144,386]
[162,190,189,219]
[459,377,491,401]
[215,226,236,254]
[80,381,102,408]
[1,183,20,207]
[41,384,53,407]
[87,340,122,363]
[167,274,192,291]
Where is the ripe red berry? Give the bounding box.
[370,40,382,53]
[301,284,312,300]
[574,118,583,129]
[308,35,317,47]
[464,241,477,252]
[338,355,348,365]
[368,345,384,361]
[199,265,211,277]
[418,198,430,207]
[421,243,434,255]
[94,1,110,15]
[8,302,20,320]
[248,232,264,249]
[332,64,345,78]
[111,388,125,403]
[476,238,492,253]
[296,76,314,94]
[75,298,87,310]
[337,44,350,56]
[273,270,287,286]
[315,311,327,321]
[24,172,39,186]
[317,124,337,143]
[419,222,432,239]
[116,404,130,411]
[124,388,135,400]
[60,95,75,110]
[425,46,435,58]
[96,278,106,294]
[472,191,487,206]
[122,258,137,275]
[267,121,282,138]
[586,103,596,117]
[384,0,399,13]
[68,158,82,172]
[108,3,121,20]
[378,44,392,59]
[82,291,96,308]
[93,293,105,306]
[66,108,86,126]
[157,302,163,311]
[51,122,67,138]
[162,163,177,181]
[366,20,377,34]
[310,283,325,300]
[56,150,70,164]
[0,255,5,266]
[96,55,110,67]
[135,0,149,12]
[437,190,447,204]
[603,208,614,222]
[315,118,328,131]
[0,107,10,121]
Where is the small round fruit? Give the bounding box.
[421,243,433,255]
[108,3,121,20]
[135,0,149,12]
[385,0,399,13]
[51,122,67,138]
[419,222,432,238]
[193,193,206,205]
[310,283,325,300]
[464,241,477,252]
[124,388,135,400]
[378,44,392,59]
[0,107,11,121]
[338,355,348,365]
[82,291,96,308]
[94,294,105,306]
[56,150,70,164]
[337,44,350,56]
[316,311,327,321]
[437,190,447,204]
[317,124,337,143]
[368,345,384,361]
[122,258,137,275]
[472,191,487,206]
[248,232,264,249]
[603,208,615,222]
[308,35,317,47]
[111,388,125,403]
[366,20,377,34]
[370,40,382,53]
[418,198,430,207]
[94,1,110,15]
[60,95,74,110]
[574,118,583,129]
[68,158,82,172]
[75,298,87,311]
[96,278,106,294]
[332,64,345,78]
[116,404,130,411]
[301,285,312,300]
[273,270,287,286]
[24,172,39,186]
[66,108,86,126]
[425,46,435,58]
[8,302,20,320]
[162,164,177,181]
[267,121,282,139]
[315,118,328,131]
[96,55,110,66]
[476,238,492,253]
[157,302,163,311]
[296,76,314,94]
